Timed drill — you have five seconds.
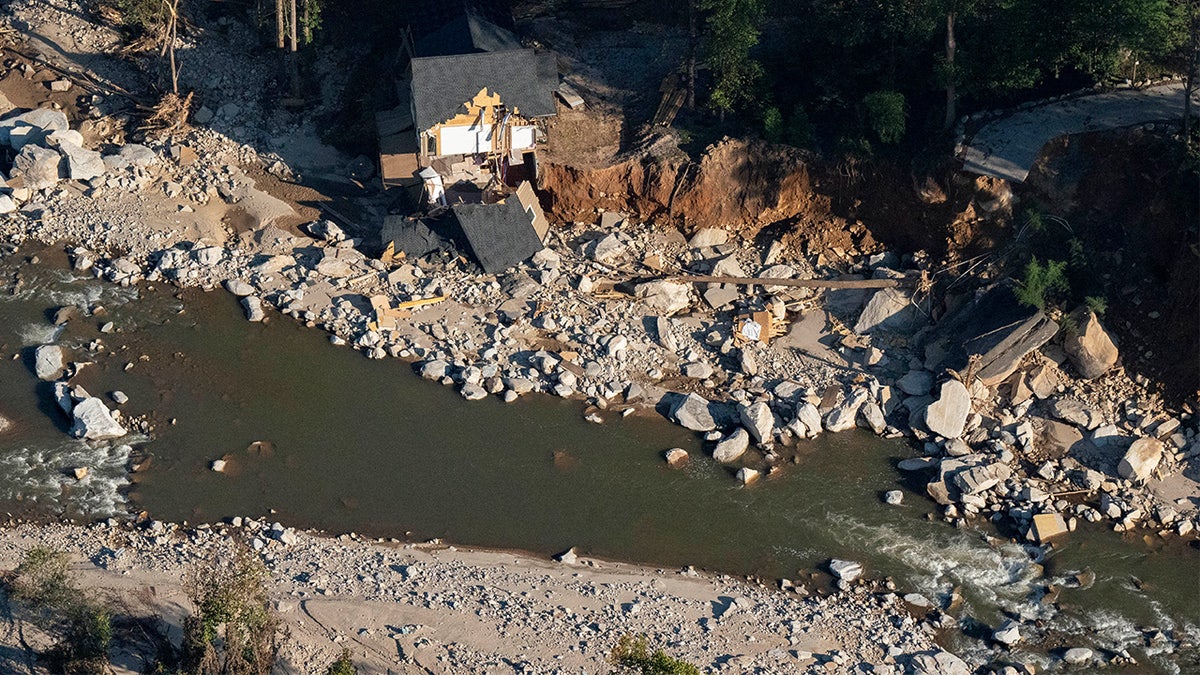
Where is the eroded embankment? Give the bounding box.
[538,137,1011,259]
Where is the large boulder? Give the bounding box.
[1117,437,1163,482]
[70,397,127,440]
[711,428,750,463]
[905,650,971,675]
[11,144,62,191]
[824,389,869,432]
[924,380,971,439]
[828,559,863,581]
[57,141,105,181]
[1063,311,1118,379]
[33,344,64,380]
[669,393,716,432]
[854,288,920,334]
[792,402,823,438]
[897,369,934,396]
[634,280,691,315]
[738,401,774,444]
[688,227,728,248]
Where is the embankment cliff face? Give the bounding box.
[539,139,821,233]
[538,137,1007,259]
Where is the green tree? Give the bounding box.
[1014,257,1070,311]
[327,648,358,675]
[701,0,765,118]
[862,90,907,143]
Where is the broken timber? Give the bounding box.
[666,275,903,289]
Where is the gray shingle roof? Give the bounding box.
[410,49,557,132]
[452,200,543,273]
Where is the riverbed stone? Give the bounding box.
[224,279,255,297]
[924,380,970,439]
[1063,311,1118,379]
[712,428,750,463]
[0,414,12,435]
[1030,512,1068,543]
[792,402,823,438]
[883,490,904,505]
[669,393,716,432]
[739,401,774,444]
[992,619,1021,646]
[824,389,868,432]
[241,296,265,322]
[905,650,971,675]
[460,383,487,401]
[828,559,862,582]
[858,400,886,434]
[417,360,447,381]
[664,448,689,467]
[1062,647,1094,665]
[33,344,65,380]
[736,467,759,485]
[70,397,127,440]
[1117,437,1163,482]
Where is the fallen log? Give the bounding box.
[665,275,904,289]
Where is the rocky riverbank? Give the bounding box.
[0,519,965,674]
[0,0,1197,671]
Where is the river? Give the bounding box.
[0,244,1195,671]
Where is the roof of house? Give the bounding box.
[413,11,522,57]
[452,199,543,273]
[409,49,557,132]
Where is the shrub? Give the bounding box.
[610,634,701,675]
[327,648,358,675]
[10,547,113,673]
[786,105,814,148]
[862,90,906,144]
[182,547,280,675]
[1084,295,1107,315]
[1014,257,1070,311]
[12,546,75,610]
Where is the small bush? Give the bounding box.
[327,648,358,675]
[12,546,75,610]
[610,634,701,675]
[1014,257,1070,311]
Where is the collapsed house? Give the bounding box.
[376,2,560,273]
[377,4,558,191]
[380,181,549,274]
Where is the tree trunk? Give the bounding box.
[1185,2,1199,148]
[275,0,284,49]
[686,0,697,110]
[942,10,957,131]
[289,0,299,98]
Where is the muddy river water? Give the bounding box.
[0,246,1195,670]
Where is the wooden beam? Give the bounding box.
[666,275,903,289]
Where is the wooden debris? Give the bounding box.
[367,294,446,331]
[556,83,585,109]
[668,274,903,290]
[733,311,786,346]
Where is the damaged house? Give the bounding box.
[376,2,560,274]
[378,4,559,191]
